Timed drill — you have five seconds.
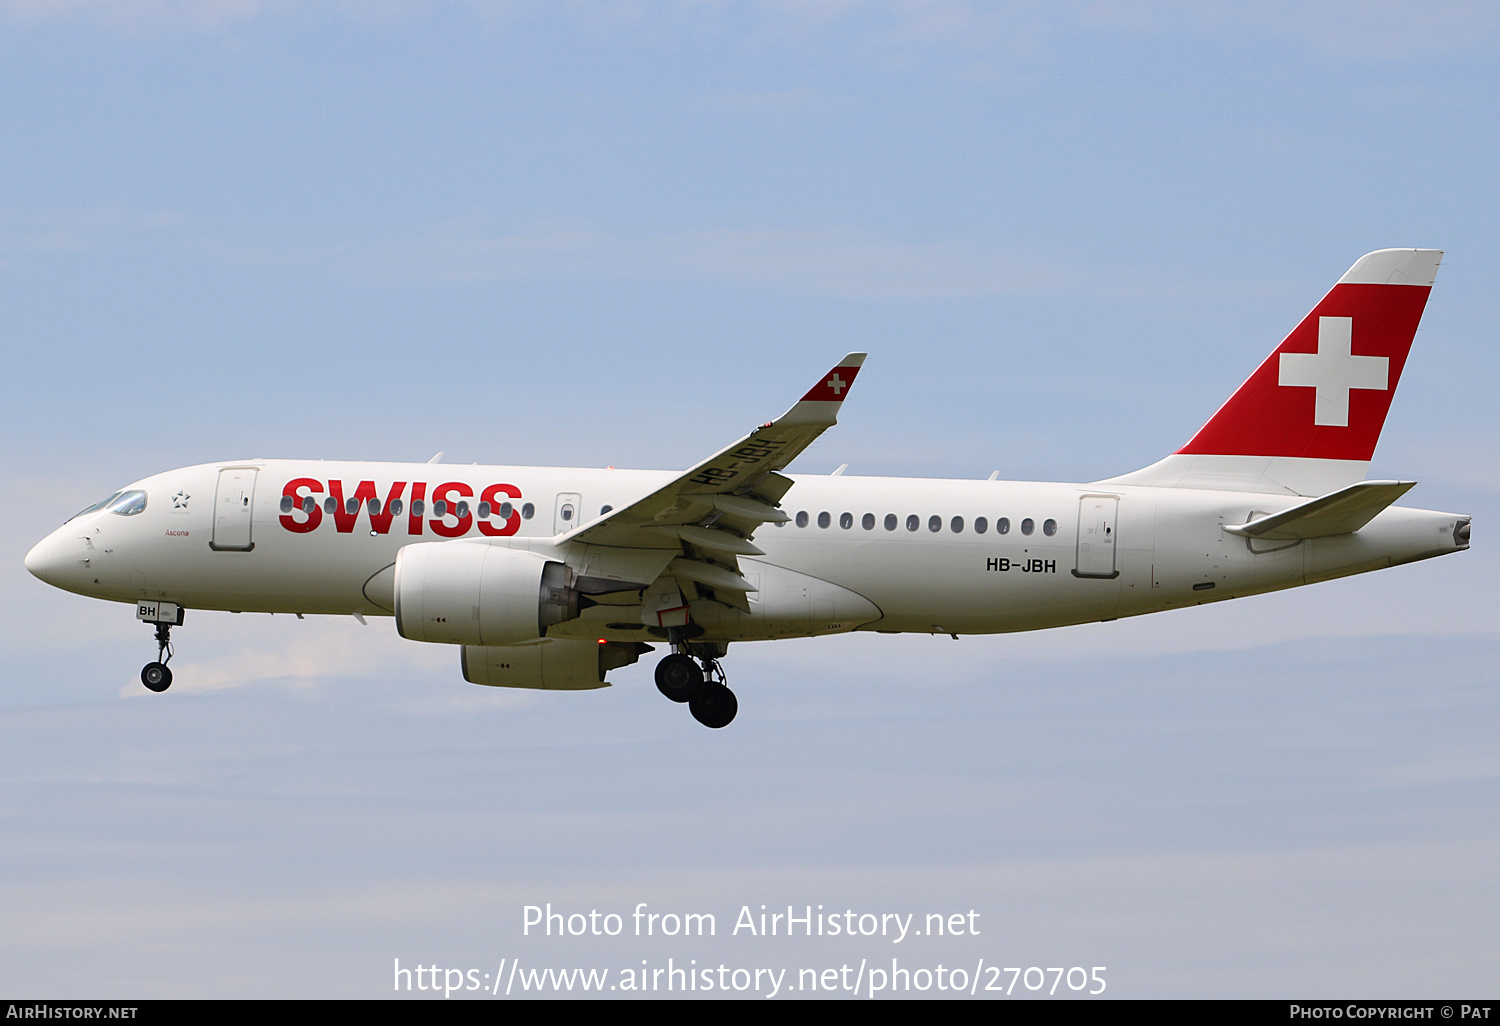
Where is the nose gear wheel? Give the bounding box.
[141,661,172,692]
[140,619,176,692]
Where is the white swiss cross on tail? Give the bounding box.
[1278,316,1389,427]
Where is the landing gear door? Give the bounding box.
[210,467,258,552]
[1074,495,1119,579]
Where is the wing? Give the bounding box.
[561,353,866,611]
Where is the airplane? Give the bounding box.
[25,249,1470,728]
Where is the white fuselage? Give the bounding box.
[25,459,1469,645]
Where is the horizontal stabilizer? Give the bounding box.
[1223,480,1416,540]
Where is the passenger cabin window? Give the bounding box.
[324,497,337,515]
[1043,518,1058,536]
[817,511,831,529]
[560,503,573,522]
[521,503,535,519]
[997,517,1010,535]
[974,516,988,534]
[390,499,403,516]
[796,511,809,528]
[280,496,294,514]
[1021,518,1035,535]
[839,512,853,530]
[884,514,898,532]
[928,515,941,533]
[906,515,919,532]
[411,499,425,517]
[862,513,876,531]
[478,502,492,518]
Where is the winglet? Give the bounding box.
[800,353,865,402]
[566,352,870,547]
[784,353,866,426]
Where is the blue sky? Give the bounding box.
[2,1,1496,998]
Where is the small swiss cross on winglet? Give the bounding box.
[800,353,867,403]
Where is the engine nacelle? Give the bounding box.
[462,638,652,690]
[394,541,581,646]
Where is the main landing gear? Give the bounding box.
[136,601,184,693]
[654,643,738,729]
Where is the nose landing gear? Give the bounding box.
[654,640,737,728]
[136,601,183,693]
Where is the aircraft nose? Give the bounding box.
[24,536,51,583]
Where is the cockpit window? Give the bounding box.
[70,494,116,521]
[105,490,147,515]
[68,489,147,522]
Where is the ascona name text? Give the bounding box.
[522,903,979,943]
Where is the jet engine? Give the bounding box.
[394,541,582,646]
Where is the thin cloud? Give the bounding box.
[5,1,1494,61]
[0,207,185,264]
[691,88,829,112]
[0,0,294,31]
[338,220,1072,298]
[124,617,449,695]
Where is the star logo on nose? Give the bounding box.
[172,491,190,509]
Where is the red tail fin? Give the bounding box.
[1102,250,1441,496]
[1179,249,1440,462]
